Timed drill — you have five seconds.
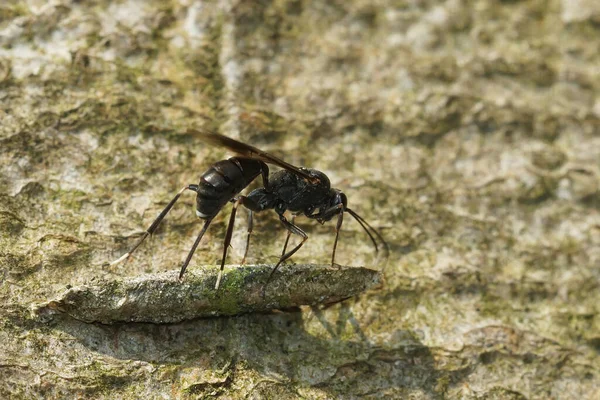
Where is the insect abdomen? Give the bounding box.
[195,158,262,218]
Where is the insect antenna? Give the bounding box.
[346,208,389,256]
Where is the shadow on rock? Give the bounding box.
[42,301,471,398]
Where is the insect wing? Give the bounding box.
[188,129,317,182]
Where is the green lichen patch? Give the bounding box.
[36,264,381,324]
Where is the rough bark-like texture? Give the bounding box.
[1,0,599,399]
[36,264,382,323]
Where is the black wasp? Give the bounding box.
[111,130,388,289]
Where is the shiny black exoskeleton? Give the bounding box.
[245,169,332,214]
[110,131,387,290]
[195,158,268,219]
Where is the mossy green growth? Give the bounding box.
[36,264,381,324]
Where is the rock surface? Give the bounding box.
[36,264,381,323]
[1,0,599,398]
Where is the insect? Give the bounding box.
[110,130,388,289]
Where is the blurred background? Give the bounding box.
[0,0,599,398]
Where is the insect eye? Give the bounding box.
[339,192,348,208]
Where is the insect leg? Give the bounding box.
[110,185,198,266]
[240,208,253,265]
[179,217,213,279]
[306,204,345,266]
[216,196,261,289]
[258,161,270,191]
[331,205,344,267]
[280,215,295,257]
[265,215,308,287]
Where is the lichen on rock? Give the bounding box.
[1,0,599,398]
[36,264,382,323]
